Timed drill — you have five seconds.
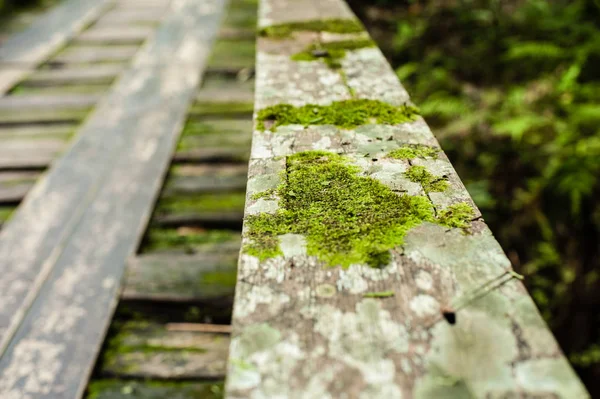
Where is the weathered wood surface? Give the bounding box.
[0,0,226,397]
[87,380,225,399]
[0,94,100,109]
[122,251,238,302]
[99,320,230,379]
[0,107,90,124]
[0,138,65,170]
[22,65,124,86]
[0,164,248,204]
[0,0,113,94]
[50,45,140,65]
[224,0,590,398]
[0,172,40,204]
[93,9,167,25]
[0,124,74,139]
[74,26,154,44]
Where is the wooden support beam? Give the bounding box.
[0,0,113,95]
[0,0,227,397]
[224,0,590,398]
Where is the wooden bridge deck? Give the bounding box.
[0,0,589,397]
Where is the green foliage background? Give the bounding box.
[349,0,600,393]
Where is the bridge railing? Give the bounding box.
[224,0,589,397]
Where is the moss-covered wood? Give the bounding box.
[225,0,589,397]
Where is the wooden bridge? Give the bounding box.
[0,0,589,397]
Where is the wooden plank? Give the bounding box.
[87,380,225,399]
[0,138,66,170]
[0,0,113,94]
[154,192,246,228]
[224,0,590,398]
[93,9,166,25]
[0,171,40,204]
[49,45,140,64]
[0,164,248,204]
[74,26,155,45]
[98,320,230,380]
[0,123,74,139]
[0,107,91,124]
[122,251,238,302]
[22,65,124,86]
[163,164,248,196]
[0,94,100,109]
[0,0,227,397]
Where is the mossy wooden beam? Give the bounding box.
[224,0,589,397]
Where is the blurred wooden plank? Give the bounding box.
[0,138,66,170]
[74,26,154,45]
[0,0,227,397]
[0,94,100,109]
[50,45,139,64]
[23,65,123,86]
[86,380,224,399]
[122,251,238,302]
[0,0,113,94]
[98,320,230,379]
[0,171,40,203]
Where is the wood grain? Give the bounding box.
[224,0,590,398]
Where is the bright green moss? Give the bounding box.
[388,145,439,160]
[291,38,376,69]
[259,19,364,38]
[363,290,395,298]
[245,151,436,268]
[256,99,420,131]
[437,202,476,229]
[405,165,449,193]
[246,151,478,267]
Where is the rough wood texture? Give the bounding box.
[0,0,226,397]
[0,0,113,94]
[224,0,590,398]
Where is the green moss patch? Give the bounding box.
[246,151,477,268]
[291,38,375,69]
[363,290,395,298]
[388,145,439,160]
[437,202,476,229]
[256,99,419,131]
[245,151,435,267]
[259,19,364,38]
[405,165,449,193]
